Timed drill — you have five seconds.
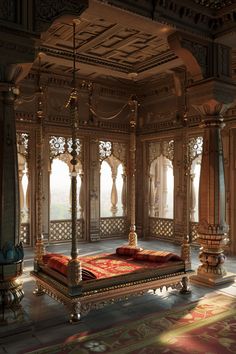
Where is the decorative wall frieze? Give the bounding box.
[34,0,88,33]
[15,111,35,123]
[193,0,233,10]
[40,45,131,73]
[39,45,180,80]
[104,0,236,37]
[95,86,130,99]
[135,51,179,73]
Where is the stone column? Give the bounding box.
[189,79,236,286]
[0,68,26,321]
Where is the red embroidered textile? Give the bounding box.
[134,249,182,262]
[42,253,68,264]
[47,256,69,276]
[43,252,184,281]
[45,255,96,280]
[116,246,143,256]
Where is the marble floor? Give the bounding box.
[0,239,236,354]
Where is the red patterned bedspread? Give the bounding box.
[43,252,184,281]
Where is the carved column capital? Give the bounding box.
[188,78,236,120]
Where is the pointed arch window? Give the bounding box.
[148,140,174,219]
[17,132,30,245]
[48,135,84,242]
[99,140,126,218]
[188,136,203,222]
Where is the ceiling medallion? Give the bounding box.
[193,0,233,9]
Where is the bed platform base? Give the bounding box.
[31,270,193,323]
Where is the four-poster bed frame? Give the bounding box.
[31,22,193,323]
[31,249,192,322]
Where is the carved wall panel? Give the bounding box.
[149,217,174,240]
[100,217,128,238]
[49,219,84,242]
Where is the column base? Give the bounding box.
[191,272,235,287]
[0,305,24,326]
[0,279,24,325]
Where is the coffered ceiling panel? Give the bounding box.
[43,18,170,66]
[40,8,178,83]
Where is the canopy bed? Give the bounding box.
[31,245,193,322]
[31,86,193,322]
[31,22,193,323]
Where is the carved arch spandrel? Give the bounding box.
[168,33,204,81]
[148,140,174,167]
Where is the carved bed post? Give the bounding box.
[34,55,46,270]
[66,22,82,322]
[128,95,138,247]
[181,125,191,272]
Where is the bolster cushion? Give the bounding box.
[116,246,143,257]
[134,250,182,262]
[42,253,67,264]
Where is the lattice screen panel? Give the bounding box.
[49,219,84,242]
[190,222,199,244]
[100,217,128,238]
[20,223,30,245]
[149,217,174,240]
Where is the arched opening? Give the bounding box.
[149,154,174,219]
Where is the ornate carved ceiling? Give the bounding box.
[31,0,236,86]
[38,1,182,83]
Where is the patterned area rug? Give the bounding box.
[25,293,236,354]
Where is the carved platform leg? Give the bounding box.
[69,302,81,323]
[33,282,45,296]
[179,276,191,294]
